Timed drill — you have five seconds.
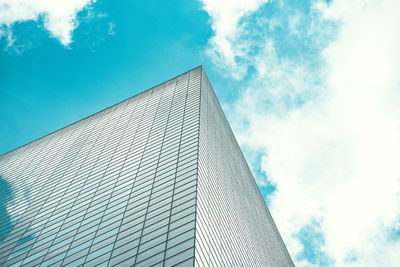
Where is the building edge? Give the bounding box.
[1,66,203,157]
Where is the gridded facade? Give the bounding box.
[195,69,293,266]
[0,66,293,267]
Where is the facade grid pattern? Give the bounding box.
[193,69,294,266]
[0,66,293,267]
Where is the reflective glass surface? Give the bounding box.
[0,66,292,267]
[194,68,294,266]
[0,68,200,267]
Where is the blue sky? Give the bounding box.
[1,0,213,154]
[1,0,400,266]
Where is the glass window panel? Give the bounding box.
[165,248,194,267]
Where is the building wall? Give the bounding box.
[0,67,202,267]
[0,66,292,267]
[194,68,294,266]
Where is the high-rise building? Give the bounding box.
[0,66,293,266]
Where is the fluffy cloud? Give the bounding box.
[201,0,400,266]
[0,0,95,46]
[200,0,268,79]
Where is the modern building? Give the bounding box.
[0,66,293,266]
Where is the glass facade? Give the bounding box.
[0,66,293,266]
[195,69,293,266]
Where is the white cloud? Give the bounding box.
[0,0,95,46]
[202,0,400,266]
[200,0,269,79]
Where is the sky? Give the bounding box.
[1,0,400,266]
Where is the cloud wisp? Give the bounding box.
[0,0,95,46]
[200,0,268,79]
[201,0,400,266]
